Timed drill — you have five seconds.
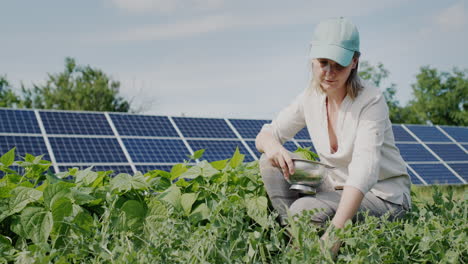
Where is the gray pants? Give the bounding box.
[259,154,410,225]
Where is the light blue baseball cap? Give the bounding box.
[309,17,360,67]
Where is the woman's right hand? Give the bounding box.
[265,146,295,180]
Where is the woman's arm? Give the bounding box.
[331,186,364,228]
[321,186,364,257]
[255,91,308,178]
[255,130,295,178]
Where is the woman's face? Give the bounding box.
[312,57,357,93]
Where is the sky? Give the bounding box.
[1,0,467,119]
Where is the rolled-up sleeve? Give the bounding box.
[259,91,306,145]
[345,94,388,195]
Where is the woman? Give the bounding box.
[255,17,411,255]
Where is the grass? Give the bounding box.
[412,184,467,203]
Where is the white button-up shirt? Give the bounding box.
[260,80,411,206]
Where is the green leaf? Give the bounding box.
[70,188,96,205]
[43,182,73,209]
[20,206,53,244]
[175,178,190,187]
[170,164,188,181]
[199,161,219,177]
[75,167,98,185]
[245,196,269,229]
[150,177,172,192]
[179,161,219,179]
[210,159,229,170]
[0,234,13,251]
[24,153,36,163]
[230,147,245,168]
[32,154,46,164]
[45,170,61,184]
[91,173,106,188]
[147,199,168,219]
[73,211,94,234]
[0,147,16,167]
[109,173,149,192]
[294,146,319,161]
[180,166,202,179]
[158,184,181,209]
[120,200,146,230]
[191,149,205,160]
[51,197,73,223]
[190,203,210,223]
[55,171,70,179]
[145,169,171,179]
[35,181,48,192]
[181,193,198,215]
[0,184,15,199]
[8,187,43,216]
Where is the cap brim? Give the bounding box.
[309,45,354,67]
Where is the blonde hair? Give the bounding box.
[309,52,363,99]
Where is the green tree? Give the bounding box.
[358,61,414,123]
[409,67,468,126]
[0,76,20,108]
[22,57,130,112]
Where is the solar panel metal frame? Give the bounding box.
[1,107,467,185]
[438,125,468,143]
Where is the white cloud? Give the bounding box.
[109,15,231,42]
[434,1,467,30]
[95,0,414,44]
[89,12,313,44]
[109,0,225,14]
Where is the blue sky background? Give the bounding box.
[1,0,467,119]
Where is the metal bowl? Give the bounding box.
[287,159,333,194]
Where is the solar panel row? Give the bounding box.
[0,109,466,185]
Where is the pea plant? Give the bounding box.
[0,147,466,263]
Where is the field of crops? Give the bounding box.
[0,147,466,263]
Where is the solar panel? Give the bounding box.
[440,126,468,142]
[410,164,462,184]
[40,111,114,135]
[448,163,468,182]
[244,140,309,160]
[49,137,127,163]
[187,140,254,162]
[407,168,423,185]
[0,136,50,161]
[0,109,41,134]
[245,140,261,159]
[59,165,134,176]
[136,165,174,173]
[392,125,416,142]
[406,125,450,142]
[123,138,190,163]
[294,127,311,140]
[396,144,438,162]
[426,144,468,162]
[1,108,467,188]
[173,117,237,138]
[283,141,299,152]
[229,119,270,139]
[110,114,179,137]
